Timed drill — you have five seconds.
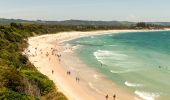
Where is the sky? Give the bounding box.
[0,0,170,22]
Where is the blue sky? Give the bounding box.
[0,0,169,22]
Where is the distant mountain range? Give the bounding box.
[45,20,134,26]
[0,18,170,26]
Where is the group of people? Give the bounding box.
[75,76,80,82]
[66,70,80,82]
[57,53,61,62]
[105,94,116,100]
[67,71,71,75]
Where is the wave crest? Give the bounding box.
[135,90,159,100]
[125,81,143,87]
[93,50,128,66]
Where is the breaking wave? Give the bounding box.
[93,50,128,66]
[135,90,159,100]
[124,81,143,87]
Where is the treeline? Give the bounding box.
[134,22,164,29]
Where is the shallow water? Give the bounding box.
[67,31,170,100]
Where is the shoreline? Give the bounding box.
[25,29,170,100]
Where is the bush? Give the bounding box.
[0,88,36,100]
[21,70,55,95]
[0,67,26,93]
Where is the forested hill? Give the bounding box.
[1,18,170,27]
[45,20,134,26]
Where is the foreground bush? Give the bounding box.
[0,23,68,99]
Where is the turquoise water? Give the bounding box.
[67,31,170,100]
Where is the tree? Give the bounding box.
[136,22,146,28]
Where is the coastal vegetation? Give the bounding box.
[0,23,70,100]
[135,22,164,29]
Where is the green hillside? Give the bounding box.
[0,23,68,100]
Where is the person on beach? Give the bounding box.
[113,94,116,100]
[105,94,109,100]
[77,77,80,82]
[57,54,60,58]
[52,50,54,55]
[76,77,80,82]
[52,70,54,74]
[46,52,49,56]
[101,63,103,67]
[67,71,71,75]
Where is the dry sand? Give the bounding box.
[25,29,170,100]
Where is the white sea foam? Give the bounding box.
[135,90,159,100]
[110,70,131,74]
[108,45,117,47]
[93,74,101,79]
[124,81,143,87]
[93,74,98,79]
[88,82,103,94]
[93,50,128,65]
[76,40,91,43]
[90,36,94,38]
[63,50,72,53]
[72,45,81,50]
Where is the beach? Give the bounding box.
[25,29,170,100]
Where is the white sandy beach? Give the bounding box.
[25,29,170,100]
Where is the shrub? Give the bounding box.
[0,88,36,100]
[0,68,26,93]
[21,70,55,95]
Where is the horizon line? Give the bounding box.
[1,18,170,23]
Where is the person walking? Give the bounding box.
[113,94,116,100]
[105,94,109,100]
[52,70,54,74]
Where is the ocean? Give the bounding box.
[66,31,170,100]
